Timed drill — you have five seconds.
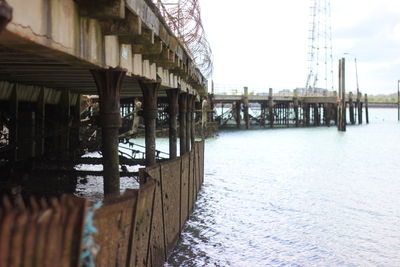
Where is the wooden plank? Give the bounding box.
[160,158,182,254]
[180,153,189,229]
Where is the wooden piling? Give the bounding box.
[91,68,126,196]
[337,58,346,131]
[36,87,45,156]
[268,88,274,128]
[293,92,299,127]
[358,92,363,124]
[313,103,320,126]
[349,92,355,125]
[166,88,180,159]
[59,90,71,159]
[235,101,241,129]
[243,87,249,129]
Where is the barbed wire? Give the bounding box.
[154,0,213,78]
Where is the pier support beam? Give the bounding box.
[91,68,126,196]
[357,92,363,124]
[235,101,241,129]
[337,58,346,131]
[313,104,320,126]
[293,93,299,127]
[166,88,180,159]
[303,103,310,126]
[139,79,160,167]
[260,102,266,127]
[243,87,250,129]
[179,93,187,155]
[268,88,274,128]
[349,92,355,125]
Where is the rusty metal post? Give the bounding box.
[166,88,180,159]
[91,68,126,196]
[139,79,160,167]
[179,92,187,155]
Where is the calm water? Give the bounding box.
[167,109,400,267]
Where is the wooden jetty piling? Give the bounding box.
[268,88,274,128]
[337,58,346,131]
[294,92,299,127]
[243,87,250,129]
[235,101,241,129]
[349,92,355,125]
[166,88,180,159]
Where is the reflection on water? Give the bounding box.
[167,109,400,266]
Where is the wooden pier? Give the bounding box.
[213,88,369,129]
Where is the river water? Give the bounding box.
[166,108,400,267]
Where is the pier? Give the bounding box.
[0,0,210,266]
[213,87,369,130]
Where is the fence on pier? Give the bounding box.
[0,140,205,267]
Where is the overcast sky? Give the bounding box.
[200,0,400,95]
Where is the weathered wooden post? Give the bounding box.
[293,91,299,127]
[337,58,346,131]
[139,79,160,167]
[166,88,180,159]
[260,101,266,127]
[365,93,369,124]
[349,92,355,125]
[268,88,274,128]
[313,103,320,126]
[91,68,126,196]
[303,103,309,126]
[235,101,241,129]
[358,92,363,124]
[243,87,250,129]
[179,92,188,155]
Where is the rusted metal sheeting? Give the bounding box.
[188,150,195,212]
[0,195,87,267]
[144,164,166,267]
[180,153,190,230]
[160,158,182,254]
[129,179,156,267]
[93,190,138,267]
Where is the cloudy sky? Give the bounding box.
[200,0,400,95]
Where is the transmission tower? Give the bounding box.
[305,0,334,95]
